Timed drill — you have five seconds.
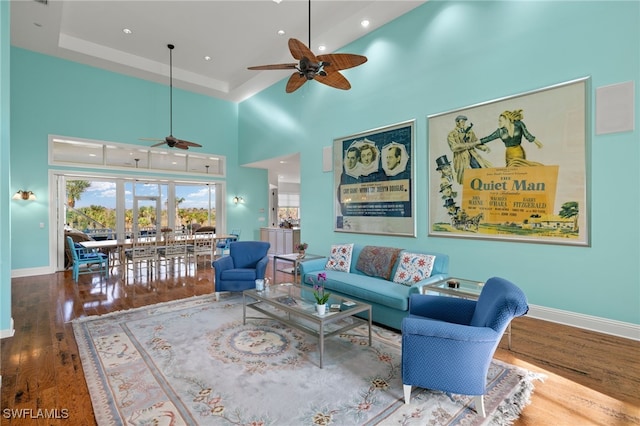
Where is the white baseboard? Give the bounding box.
[10,266,54,278]
[528,304,640,341]
[0,318,15,339]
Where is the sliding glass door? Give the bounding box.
[57,174,221,270]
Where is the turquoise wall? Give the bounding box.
[1,1,12,332]
[8,47,270,271]
[4,1,639,328]
[239,1,640,324]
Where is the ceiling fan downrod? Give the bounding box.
[168,44,174,137]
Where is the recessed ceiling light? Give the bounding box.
[318,45,326,51]
[123,28,132,34]
[204,56,212,61]
[361,20,370,28]
[273,0,283,4]
[277,30,286,36]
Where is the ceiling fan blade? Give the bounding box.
[315,70,351,90]
[317,53,368,71]
[286,72,308,93]
[176,139,202,147]
[174,143,189,150]
[150,141,168,147]
[289,38,318,62]
[248,63,298,70]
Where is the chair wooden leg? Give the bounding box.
[403,384,412,404]
[474,395,486,417]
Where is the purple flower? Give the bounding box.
[312,273,330,305]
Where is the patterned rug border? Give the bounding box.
[72,294,543,425]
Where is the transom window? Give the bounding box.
[50,135,225,177]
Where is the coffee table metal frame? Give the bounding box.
[243,284,372,368]
[422,277,514,349]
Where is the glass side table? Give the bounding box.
[422,277,514,349]
[272,253,326,284]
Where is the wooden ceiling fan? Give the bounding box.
[140,44,202,150]
[248,0,367,93]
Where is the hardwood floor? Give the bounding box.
[1,261,639,425]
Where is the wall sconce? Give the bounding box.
[233,196,244,205]
[12,190,37,201]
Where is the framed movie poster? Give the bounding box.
[334,120,416,236]
[428,77,589,246]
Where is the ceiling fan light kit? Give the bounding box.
[139,44,202,150]
[248,0,367,93]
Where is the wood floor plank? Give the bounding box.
[1,261,638,425]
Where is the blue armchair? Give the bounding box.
[212,241,270,300]
[401,277,528,416]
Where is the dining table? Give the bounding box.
[79,233,236,281]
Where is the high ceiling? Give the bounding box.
[11,0,425,103]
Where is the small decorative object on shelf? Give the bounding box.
[447,279,460,289]
[296,242,308,259]
[312,272,330,310]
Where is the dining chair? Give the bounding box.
[157,232,188,276]
[215,228,241,258]
[187,231,215,269]
[124,233,158,284]
[66,236,109,283]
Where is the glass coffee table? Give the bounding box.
[422,277,514,349]
[243,283,372,368]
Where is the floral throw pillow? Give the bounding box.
[325,244,354,273]
[393,252,436,286]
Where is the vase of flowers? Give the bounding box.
[296,242,308,259]
[313,272,330,314]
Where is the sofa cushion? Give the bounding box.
[306,270,412,311]
[356,246,403,280]
[325,243,354,272]
[393,252,436,285]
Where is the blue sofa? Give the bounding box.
[299,244,449,330]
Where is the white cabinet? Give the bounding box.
[260,227,300,255]
[260,228,277,255]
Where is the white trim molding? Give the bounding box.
[0,318,15,339]
[528,304,640,341]
[11,266,54,278]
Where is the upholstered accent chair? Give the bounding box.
[401,277,529,416]
[212,241,270,301]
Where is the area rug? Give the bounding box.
[72,294,542,425]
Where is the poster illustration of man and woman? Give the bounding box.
[334,120,415,236]
[428,78,589,245]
